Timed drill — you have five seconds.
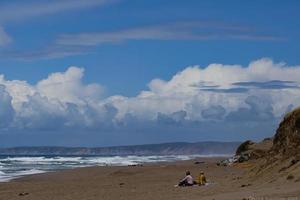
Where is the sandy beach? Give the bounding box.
[0,157,299,200]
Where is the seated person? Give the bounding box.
[196,171,206,186]
[178,171,194,187]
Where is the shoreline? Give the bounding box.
[0,154,231,183]
[0,157,299,200]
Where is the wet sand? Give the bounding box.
[0,157,299,200]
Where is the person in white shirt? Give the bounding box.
[178,171,194,187]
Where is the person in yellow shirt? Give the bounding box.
[197,171,206,186]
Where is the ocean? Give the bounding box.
[0,154,229,182]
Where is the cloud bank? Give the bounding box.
[0,58,300,145]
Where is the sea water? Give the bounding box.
[0,154,229,182]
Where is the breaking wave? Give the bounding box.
[0,154,229,182]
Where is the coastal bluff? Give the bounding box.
[236,107,300,182]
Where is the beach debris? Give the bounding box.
[240,183,252,187]
[18,192,29,196]
[127,164,143,167]
[217,155,239,166]
[194,161,205,165]
[232,176,242,180]
[238,153,250,162]
[217,152,252,166]
[119,182,125,186]
[287,174,294,180]
[242,196,255,200]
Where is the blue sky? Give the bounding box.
[0,0,300,147]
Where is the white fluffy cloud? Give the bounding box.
[0,85,14,128]
[36,67,103,104]
[0,58,300,132]
[0,67,106,130]
[109,58,300,124]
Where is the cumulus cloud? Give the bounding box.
[0,58,300,143]
[36,67,103,104]
[201,106,226,120]
[0,66,105,130]
[157,110,187,125]
[0,85,14,128]
[226,95,274,122]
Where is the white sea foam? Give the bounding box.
[0,169,46,182]
[3,156,46,162]
[15,169,46,176]
[0,176,12,182]
[0,170,12,182]
[0,154,231,182]
[1,156,85,165]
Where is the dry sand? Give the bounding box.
[0,157,299,200]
